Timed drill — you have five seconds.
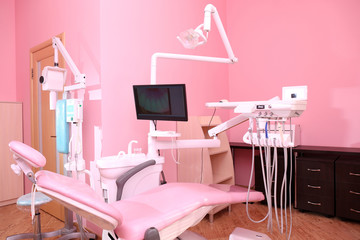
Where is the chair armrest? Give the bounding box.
[116,160,156,201]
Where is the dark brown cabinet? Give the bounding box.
[294,146,360,221]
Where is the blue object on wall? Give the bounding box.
[56,100,69,154]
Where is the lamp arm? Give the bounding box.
[151,52,233,84]
[52,37,86,86]
[204,4,237,63]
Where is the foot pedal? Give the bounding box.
[229,227,271,240]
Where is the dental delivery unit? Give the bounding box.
[6,3,308,240]
[206,85,308,239]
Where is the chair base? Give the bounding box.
[6,229,63,240]
[6,228,96,240]
[6,211,96,240]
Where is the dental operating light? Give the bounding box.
[148,4,237,157]
[177,4,237,61]
[151,4,237,85]
[177,24,207,49]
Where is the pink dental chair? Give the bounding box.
[9,141,264,240]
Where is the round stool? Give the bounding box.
[6,192,60,240]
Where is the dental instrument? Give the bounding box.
[9,141,265,240]
[206,86,308,239]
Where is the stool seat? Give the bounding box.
[17,192,52,207]
[6,193,54,240]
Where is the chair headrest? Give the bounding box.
[9,141,46,168]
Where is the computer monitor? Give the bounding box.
[133,84,188,121]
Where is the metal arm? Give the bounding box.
[52,37,86,91]
[204,4,237,62]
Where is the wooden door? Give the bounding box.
[30,33,65,220]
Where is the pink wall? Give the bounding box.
[227,0,360,148]
[100,0,230,181]
[0,0,16,102]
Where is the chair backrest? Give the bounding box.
[9,141,46,183]
[9,141,46,168]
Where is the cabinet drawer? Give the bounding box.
[336,182,360,221]
[336,156,360,183]
[296,157,335,180]
[297,178,333,197]
[336,182,360,208]
[297,194,334,216]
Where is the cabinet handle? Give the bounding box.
[307,201,321,206]
[349,172,360,177]
[307,168,320,172]
[307,185,321,189]
[349,190,360,195]
[350,208,360,214]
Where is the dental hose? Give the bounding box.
[245,117,293,239]
[272,119,280,231]
[280,147,288,234]
[265,121,273,231]
[273,141,280,230]
[246,118,271,226]
[287,147,293,240]
[246,142,270,223]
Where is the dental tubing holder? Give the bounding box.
[243,121,300,148]
[243,131,293,148]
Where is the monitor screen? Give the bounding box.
[133,84,188,121]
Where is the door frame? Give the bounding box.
[30,33,65,152]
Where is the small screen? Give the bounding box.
[133,84,188,121]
